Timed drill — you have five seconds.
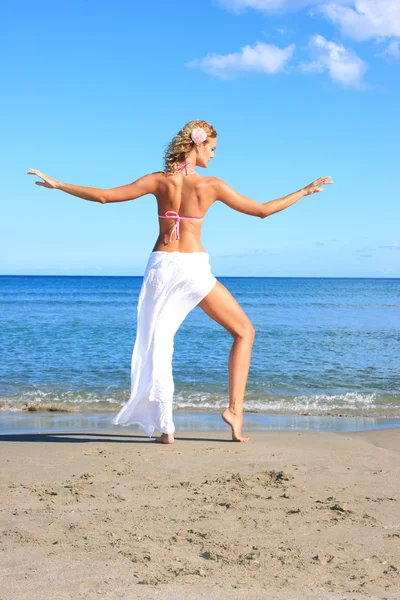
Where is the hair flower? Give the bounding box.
[190,127,207,145]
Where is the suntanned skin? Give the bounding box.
[27,138,332,443]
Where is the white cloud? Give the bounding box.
[300,34,368,87]
[219,0,355,13]
[379,241,400,250]
[220,1,400,43]
[219,0,351,13]
[219,0,318,12]
[382,40,400,60]
[319,1,400,41]
[186,42,295,79]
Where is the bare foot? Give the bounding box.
[153,433,175,444]
[221,408,249,442]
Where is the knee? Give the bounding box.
[235,321,256,343]
[248,323,256,342]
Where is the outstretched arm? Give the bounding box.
[102,174,157,203]
[213,176,333,218]
[27,170,157,204]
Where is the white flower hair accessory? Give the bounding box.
[190,127,207,145]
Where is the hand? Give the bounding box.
[27,168,59,189]
[303,176,333,196]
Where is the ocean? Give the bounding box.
[1,274,399,433]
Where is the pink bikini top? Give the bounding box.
[158,211,203,243]
[158,162,203,243]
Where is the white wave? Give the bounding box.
[1,389,399,417]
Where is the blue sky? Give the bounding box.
[2,0,399,277]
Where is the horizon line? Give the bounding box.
[1,274,399,280]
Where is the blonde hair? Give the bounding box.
[163,120,217,175]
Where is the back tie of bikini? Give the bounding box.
[158,210,203,243]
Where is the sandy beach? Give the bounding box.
[1,426,399,599]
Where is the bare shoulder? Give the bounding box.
[147,171,169,192]
[205,176,234,198]
[148,171,165,181]
[206,176,222,185]
[132,171,163,187]
[197,176,222,204]
[202,175,224,192]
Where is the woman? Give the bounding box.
[27,119,332,444]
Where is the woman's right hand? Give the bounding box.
[27,169,59,189]
[303,176,333,196]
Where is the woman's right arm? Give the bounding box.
[213,176,333,218]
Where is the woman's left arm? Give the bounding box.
[27,170,157,204]
[102,173,157,204]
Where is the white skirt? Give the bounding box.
[111,251,217,437]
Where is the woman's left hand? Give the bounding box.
[27,169,59,189]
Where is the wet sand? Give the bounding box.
[1,427,399,599]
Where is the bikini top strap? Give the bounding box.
[158,210,203,242]
[175,162,192,172]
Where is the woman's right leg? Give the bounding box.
[198,281,255,442]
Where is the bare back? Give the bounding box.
[152,171,217,253]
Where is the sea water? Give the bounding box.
[1,275,399,432]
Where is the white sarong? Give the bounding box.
[111,251,217,437]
